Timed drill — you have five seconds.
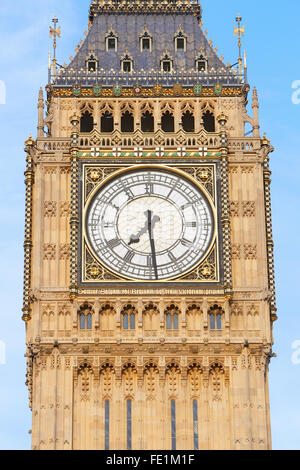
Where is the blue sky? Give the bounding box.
[0,0,299,450]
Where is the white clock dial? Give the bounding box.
[86,167,215,280]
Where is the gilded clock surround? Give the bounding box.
[23,0,276,451]
[80,163,220,284]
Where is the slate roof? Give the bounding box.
[53,0,241,87]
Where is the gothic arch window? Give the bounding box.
[143,303,159,331]
[121,54,133,73]
[165,305,179,330]
[209,305,224,330]
[121,110,134,133]
[196,54,208,72]
[160,53,173,72]
[105,400,110,450]
[106,30,118,52]
[203,110,215,133]
[101,111,114,133]
[182,110,195,132]
[78,303,93,330]
[86,53,98,73]
[161,111,174,133]
[122,305,136,330]
[141,111,154,132]
[174,27,187,52]
[140,30,152,52]
[80,111,94,133]
[100,304,115,331]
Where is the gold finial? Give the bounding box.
[49,15,61,79]
[234,14,245,81]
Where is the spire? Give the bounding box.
[252,87,260,138]
[37,87,44,138]
[49,15,61,79]
[234,15,245,82]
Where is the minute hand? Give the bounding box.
[147,210,159,280]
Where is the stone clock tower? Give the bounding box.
[23,0,276,450]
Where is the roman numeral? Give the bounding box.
[107,238,121,249]
[104,222,114,228]
[181,238,192,247]
[124,251,134,263]
[186,221,197,228]
[181,203,192,210]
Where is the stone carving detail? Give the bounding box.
[100,363,114,395]
[44,167,57,175]
[242,201,256,217]
[144,363,158,398]
[43,244,56,260]
[60,201,71,217]
[231,244,241,259]
[166,362,180,395]
[59,243,71,260]
[241,166,254,174]
[244,244,257,260]
[230,201,239,217]
[210,363,225,401]
[78,364,93,402]
[188,364,202,393]
[122,364,136,396]
[247,304,259,316]
[44,201,57,217]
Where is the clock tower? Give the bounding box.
[23,0,276,450]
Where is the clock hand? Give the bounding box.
[128,212,160,245]
[146,210,159,280]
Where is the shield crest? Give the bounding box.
[214,83,222,96]
[73,84,81,96]
[193,84,202,96]
[93,84,102,96]
[113,85,122,96]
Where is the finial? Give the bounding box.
[49,15,61,80]
[234,14,245,82]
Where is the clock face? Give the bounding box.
[85,167,215,280]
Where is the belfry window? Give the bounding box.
[121,111,134,133]
[161,111,174,133]
[203,110,215,132]
[101,111,114,133]
[80,111,94,133]
[141,111,154,132]
[182,110,195,133]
